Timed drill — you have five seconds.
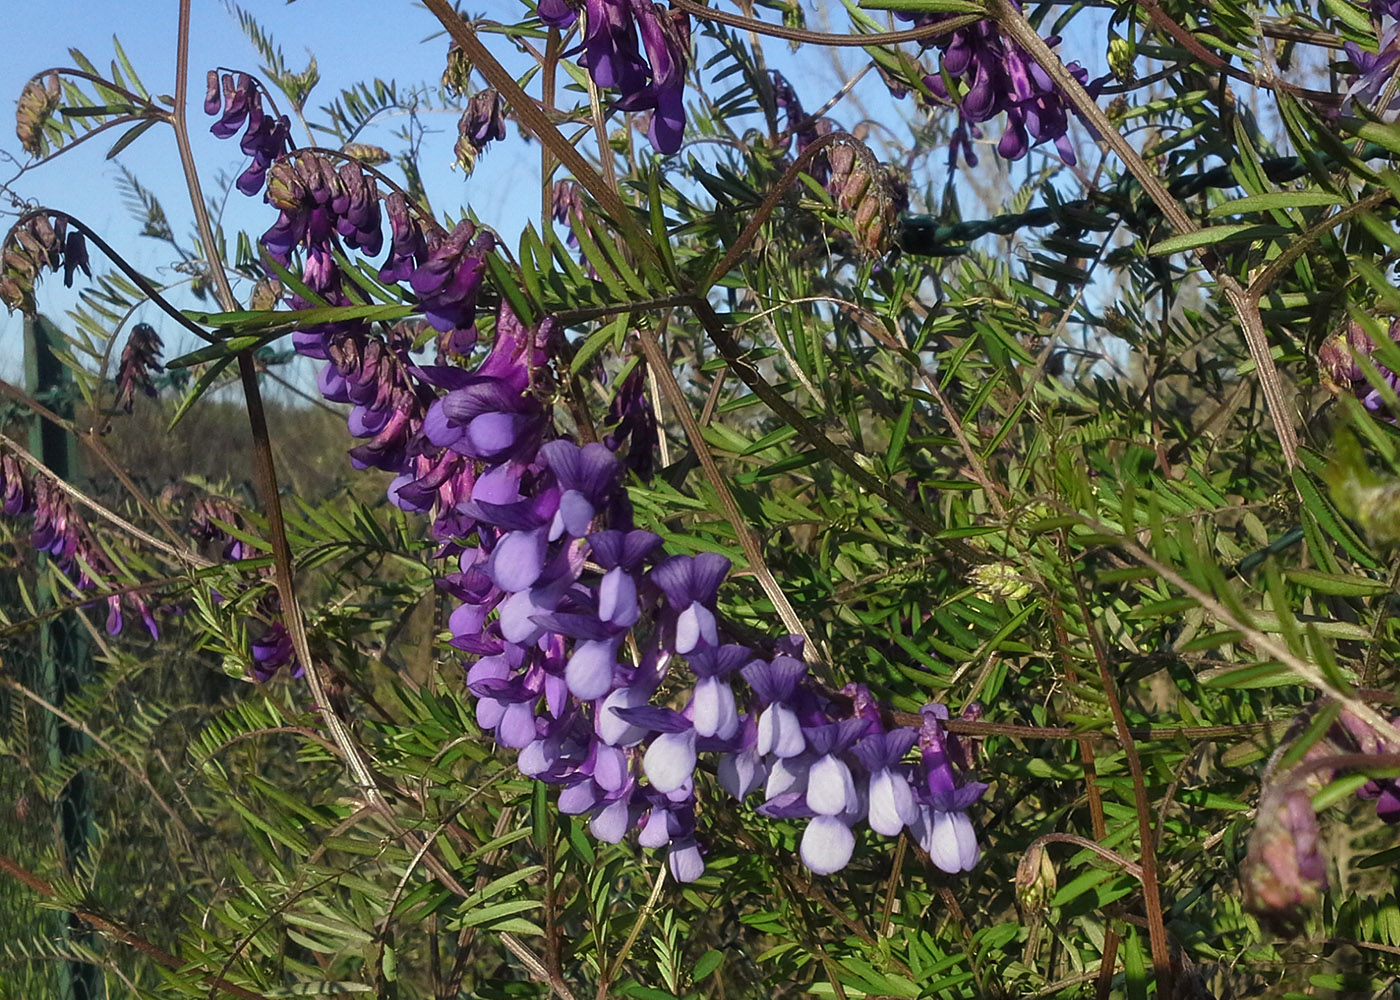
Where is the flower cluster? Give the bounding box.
[538,1,691,154]
[208,85,987,880]
[205,71,292,196]
[1242,706,1400,926]
[0,452,157,638]
[898,7,1097,166]
[454,89,507,173]
[1,213,90,314]
[1318,315,1400,414]
[114,322,164,413]
[441,409,987,880]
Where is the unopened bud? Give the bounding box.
[1108,37,1136,83]
[1015,842,1057,920]
[970,562,1033,602]
[1241,783,1327,929]
[342,142,391,166]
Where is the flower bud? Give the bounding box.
[115,322,164,413]
[16,73,61,156]
[1015,841,1057,920]
[1241,783,1327,929]
[1108,37,1136,83]
[970,562,1033,602]
[342,142,391,166]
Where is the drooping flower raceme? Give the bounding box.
[539,0,692,155]
[899,6,1099,166]
[202,90,989,881]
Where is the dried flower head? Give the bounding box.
[823,139,900,257]
[1,214,89,314]
[114,322,164,413]
[16,73,61,156]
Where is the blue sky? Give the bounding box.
[1,2,1114,387]
[1,1,550,381]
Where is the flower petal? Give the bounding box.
[800,816,855,875]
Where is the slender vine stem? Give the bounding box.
[8,209,214,344]
[669,0,981,48]
[636,325,822,670]
[1066,541,1172,993]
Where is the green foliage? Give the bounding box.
[11,1,1400,998]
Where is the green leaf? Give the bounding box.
[1284,568,1389,596]
[693,950,724,982]
[1148,224,1290,255]
[1207,191,1344,217]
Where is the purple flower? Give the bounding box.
[687,644,749,740]
[539,0,580,28]
[1,453,33,517]
[908,8,1097,165]
[380,192,433,285]
[540,440,624,540]
[250,622,301,682]
[743,653,809,758]
[915,706,987,873]
[410,220,495,334]
[854,728,920,836]
[460,89,508,152]
[587,529,662,628]
[205,71,292,196]
[572,0,690,154]
[650,552,730,654]
[1319,316,1400,415]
